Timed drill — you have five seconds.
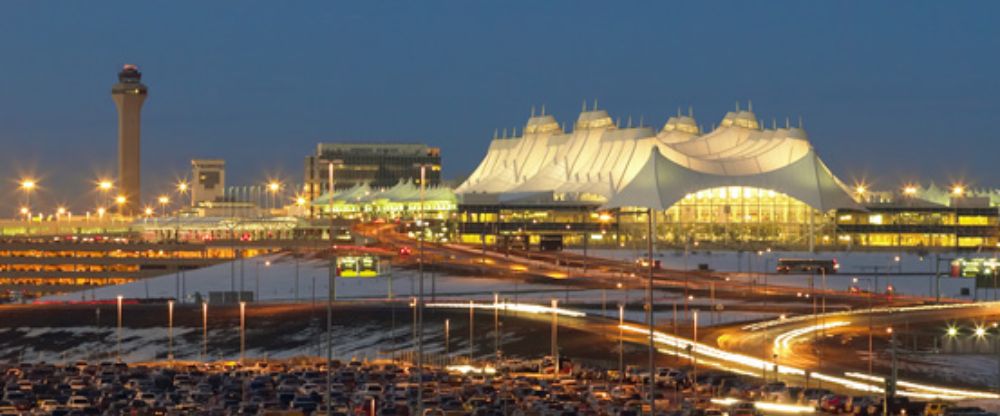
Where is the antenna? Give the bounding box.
[531,106,536,117]
[798,116,803,128]
[748,100,753,112]
[627,115,632,128]
[582,100,587,112]
[688,106,693,117]
[735,101,740,112]
[639,115,644,127]
[593,98,598,111]
[541,104,546,116]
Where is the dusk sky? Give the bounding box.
[1,1,998,211]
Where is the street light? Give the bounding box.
[202,302,208,360]
[239,301,246,364]
[167,300,174,362]
[19,178,36,210]
[158,195,170,217]
[267,181,281,211]
[97,179,113,208]
[116,295,124,362]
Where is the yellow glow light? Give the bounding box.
[177,182,188,192]
[98,180,113,191]
[268,182,280,192]
[903,185,918,195]
[952,185,965,196]
[158,195,170,204]
[144,207,153,216]
[20,179,36,190]
[855,185,866,194]
[115,195,126,204]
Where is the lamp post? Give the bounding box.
[19,179,35,229]
[551,298,559,375]
[177,181,189,208]
[157,195,169,216]
[116,295,123,362]
[952,185,965,254]
[469,300,475,362]
[619,303,625,387]
[202,302,208,360]
[167,300,174,362]
[239,301,246,364]
[444,318,450,358]
[97,179,113,210]
[854,277,875,377]
[267,181,281,212]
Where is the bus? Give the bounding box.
[775,258,839,274]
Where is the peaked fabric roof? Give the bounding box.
[603,147,861,211]
[459,105,861,212]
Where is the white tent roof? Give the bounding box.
[604,147,861,212]
[460,105,860,212]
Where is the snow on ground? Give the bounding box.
[571,248,985,299]
[41,253,571,304]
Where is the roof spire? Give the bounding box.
[677,107,682,117]
[502,128,508,138]
[748,100,753,112]
[772,118,777,129]
[785,117,790,129]
[688,106,693,117]
[735,101,741,111]
[616,117,621,128]
[540,104,546,116]
[493,128,498,139]
[639,115,644,127]
[582,100,587,112]
[627,115,632,128]
[798,116,803,128]
[593,98,598,111]
[530,105,536,117]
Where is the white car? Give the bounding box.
[67,396,90,409]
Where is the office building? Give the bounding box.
[191,159,225,206]
[304,143,441,213]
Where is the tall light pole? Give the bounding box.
[267,181,281,212]
[494,292,500,361]
[158,195,170,218]
[618,303,624,387]
[116,295,123,362]
[201,301,208,360]
[551,298,559,375]
[952,185,965,254]
[444,318,451,358]
[97,179,113,211]
[239,301,246,364]
[19,179,36,227]
[167,300,174,362]
[416,164,427,415]
[177,181,190,208]
[468,300,475,362]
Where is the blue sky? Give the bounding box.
[0,1,998,211]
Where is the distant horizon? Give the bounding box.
[1,1,998,212]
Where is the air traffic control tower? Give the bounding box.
[111,64,147,215]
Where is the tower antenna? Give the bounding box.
[541,104,546,116]
[593,98,598,111]
[688,106,693,117]
[735,101,740,112]
[531,106,536,117]
[748,100,753,112]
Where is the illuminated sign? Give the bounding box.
[950,257,1000,278]
[338,255,380,278]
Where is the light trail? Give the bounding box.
[426,301,587,318]
[844,372,997,400]
[772,321,850,355]
[620,324,997,400]
[742,302,1000,332]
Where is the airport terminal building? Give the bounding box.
[455,104,1000,251]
